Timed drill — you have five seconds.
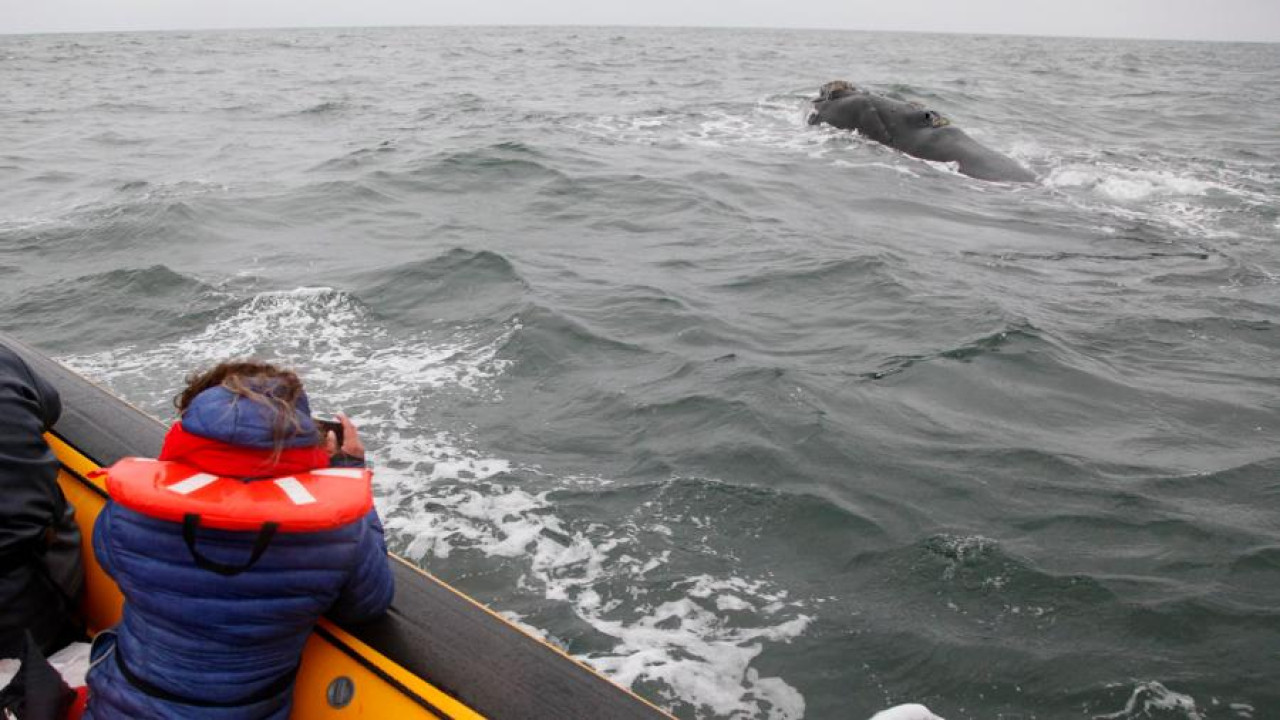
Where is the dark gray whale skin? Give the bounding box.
[808,82,1035,183]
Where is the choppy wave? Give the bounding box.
[63,285,513,410]
[351,248,529,325]
[1,265,228,350]
[1091,681,1216,720]
[867,322,1039,380]
[289,99,350,116]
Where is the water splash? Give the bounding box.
[1093,681,1206,720]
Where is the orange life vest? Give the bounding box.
[95,458,373,533]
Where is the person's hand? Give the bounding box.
[337,413,364,459]
[321,413,365,459]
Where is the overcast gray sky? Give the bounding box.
[2,0,1278,42]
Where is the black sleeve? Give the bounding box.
[30,358,62,431]
[0,342,82,654]
[0,342,65,554]
[0,342,61,429]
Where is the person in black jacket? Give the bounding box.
[0,341,83,658]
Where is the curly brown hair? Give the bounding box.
[175,360,317,455]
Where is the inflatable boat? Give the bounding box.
[1,332,671,720]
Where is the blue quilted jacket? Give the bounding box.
[84,387,395,719]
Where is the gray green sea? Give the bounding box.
[2,26,1278,719]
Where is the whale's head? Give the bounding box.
[813,80,858,104]
[809,80,861,125]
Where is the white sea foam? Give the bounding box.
[64,287,515,411]
[66,285,810,719]
[586,592,811,719]
[1047,166,1219,201]
[1092,681,1206,720]
[1039,157,1264,240]
[832,159,921,177]
[387,474,814,718]
[573,97,842,159]
[1228,703,1256,719]
[581,573,811,718]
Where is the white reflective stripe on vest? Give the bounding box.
[167,473,220,495]
[274,476,318,505]
[311,467,364,478]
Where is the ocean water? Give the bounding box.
[2,25,1278,720]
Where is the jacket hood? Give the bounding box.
[180,385,319,449]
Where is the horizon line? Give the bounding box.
[1,21,1277,45]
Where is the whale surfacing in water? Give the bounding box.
[808,80,1035,183]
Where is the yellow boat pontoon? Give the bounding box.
[2,332,672,720]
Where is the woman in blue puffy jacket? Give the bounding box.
[85,361,395,719]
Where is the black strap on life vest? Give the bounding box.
[180,514,279,577]
[114,644,299,708]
